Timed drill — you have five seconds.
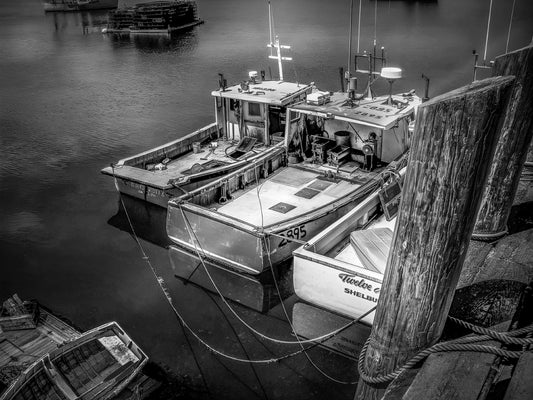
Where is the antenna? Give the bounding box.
[266,3,292,81]
[268,1,274,57]
[267,36,292,81]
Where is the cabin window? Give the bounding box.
[230,99,238,111]
[248,102,261,117]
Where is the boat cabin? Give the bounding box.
[212,77,312,150]
[285,91,419,171]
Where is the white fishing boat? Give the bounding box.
[166,70,419,275]
[292,166,406,325]
[102,72,311,208]
[0,321,147,400]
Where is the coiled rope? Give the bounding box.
[358,318,533,385]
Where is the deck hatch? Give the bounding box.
[294,188,320,199]
[307,180,332,191]
[269,202,296,214]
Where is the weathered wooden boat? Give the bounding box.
[102,77,312,208]
[292,166,406,325]
[0,321,147,400]
[166,88,419,275]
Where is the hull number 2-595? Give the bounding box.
[278,225,307,247]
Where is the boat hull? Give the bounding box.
[293,250,382,325]
[167,181,373,275]
[292,169,405,324]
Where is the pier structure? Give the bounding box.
[354,44,533,400]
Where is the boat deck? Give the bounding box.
[105,140,267,189]
[333,214,397,273]
[216,163,375,228]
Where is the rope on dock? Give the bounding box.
[358,318,533,385]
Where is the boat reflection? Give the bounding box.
[104,29,199,53]
[292,301,371,360]
[107,194,172,248]
[47,10,109,34]
[169,245,293,313]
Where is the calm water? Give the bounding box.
[1,0,532,398]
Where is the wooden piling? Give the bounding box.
[354,76,514,400]
[473,44,533,240]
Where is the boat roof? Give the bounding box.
[289,92,419,130]
[211,80,312,106]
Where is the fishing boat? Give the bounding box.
[292,165,406,325]
[43,0,117,12]
[166,69,419,275]
[102,74,311,208]
[0,320,147,400]
[103,1,204,35]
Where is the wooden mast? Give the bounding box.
[473,44,533,240]
[354,76,514,400]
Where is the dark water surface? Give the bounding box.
[1,0,532,398]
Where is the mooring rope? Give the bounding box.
[358,318,533,385]
[178,204,374,346]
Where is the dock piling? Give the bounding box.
[473,44,533,240]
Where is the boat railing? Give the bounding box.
[120,122,219,167]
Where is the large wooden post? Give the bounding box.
[355,76,514,400]
[473,44,533,240]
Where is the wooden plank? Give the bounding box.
[401,351,497,400]
[503,352,533,400]
[355,76,515,400]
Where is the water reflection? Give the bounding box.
[292,302,371,361]
[169,245,293,313]
[46,9,109,34]
[107,193,370,365]
[105,29,199,53]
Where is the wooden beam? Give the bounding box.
[473,44,533,240]
[354,76,514,400]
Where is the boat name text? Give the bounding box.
[338,273,380,293]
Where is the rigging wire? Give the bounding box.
[357,0,362,53]
[483,0,494,62]
[506,0,516,53]
[373,0,377,42]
